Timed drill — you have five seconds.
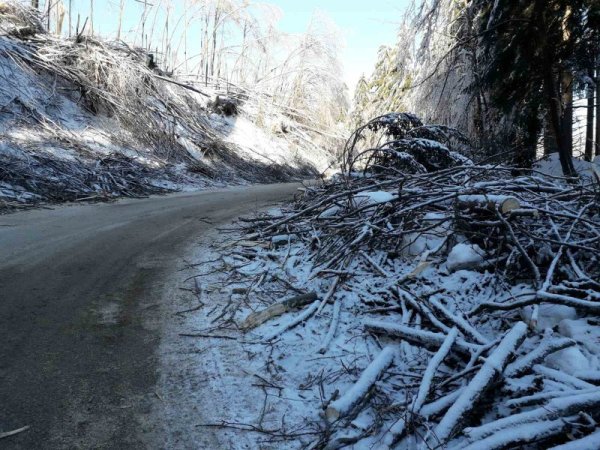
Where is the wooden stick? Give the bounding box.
[0,426,30,440]
[240,291,317,331]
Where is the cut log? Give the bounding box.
[532,365,595,390]
[457,194,521,214]
[318,299,341,354]
[431,321,527,444]
[325,345,396,422]
[505,387,598,409]
[240,292,317,331]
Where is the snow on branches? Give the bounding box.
[190,113,600,449]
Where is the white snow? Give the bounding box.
[545,346,591,375]
[521,304,577,331]
[353,190,396,206]
[534,153,600,179]
[446,243,485,271]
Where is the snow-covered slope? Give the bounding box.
[0,4,333,211]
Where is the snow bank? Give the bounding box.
[446,243,485,271]
[534,153,600,179]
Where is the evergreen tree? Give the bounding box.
[473,0,599,176]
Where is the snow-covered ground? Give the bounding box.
[0,24,333,209]
[162,224,598,449]
[163,162,600,449]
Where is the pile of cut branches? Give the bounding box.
[198,113,600,449]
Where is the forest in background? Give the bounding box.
[26,0,348,142]
[15,0,600,177]
[353,0,599,177]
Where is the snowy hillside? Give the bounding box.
[0,4,334,211]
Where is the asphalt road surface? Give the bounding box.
[0,183,300,449]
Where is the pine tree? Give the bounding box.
[473,0,599,176]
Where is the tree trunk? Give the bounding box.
[585,69,595,161]
[32,0,39,10]
[116,0,125,41]
[560,71,573,158]
[544,109,559,155]
[46,0,51,31]
[543,68,576,176]
[596,67,600,157]
[89,0,94,37]
[56,2,65,35]
[210,5,220,79]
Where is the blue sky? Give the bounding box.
[270,0,409,89]
[44,0,409,90]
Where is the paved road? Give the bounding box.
[0,183,300,449]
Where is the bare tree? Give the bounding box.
[116,0,125,41]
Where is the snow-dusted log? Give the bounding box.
[464,390,600,442]
[505,388,599,409]
[363,319,479,355]
[537,291,600,313]
[240,292,317,331]
[457,194,521,214]
[432,321,528,444]
[469,291,600,316]
[505,336,576,377]
[381,328,459,448]
[548,429,600,450]
[453,417,575,450]
[420,388,464,419]
[325,345,396,422]
[532,365,595,390]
